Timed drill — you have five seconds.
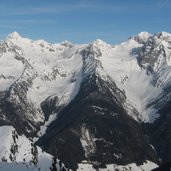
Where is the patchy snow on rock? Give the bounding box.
[80,124,96,158]
[78,160,158,171]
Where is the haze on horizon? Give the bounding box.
[0,0,170,44]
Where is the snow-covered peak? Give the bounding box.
[155,31,171,42]
[60,40,73,47]
[7,31,22,40]
[91,39,109,47]
[132,31,171,44]
[5,32,32,47]
[137,31,151,39]
[132,32,151,43]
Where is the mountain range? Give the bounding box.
[0,31,171,171]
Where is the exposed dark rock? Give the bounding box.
[151,161,171,171]
[38,73,158,170]
[143,97,171,165]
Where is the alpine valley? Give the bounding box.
[0,31,171,171]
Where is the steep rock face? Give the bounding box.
[0,39,44,136]
[37,42,158,170]
[143,97,171,165]
[137,35,167,74]
[38,74,159,170]
[131,33,171,122]
[134,32,171,165]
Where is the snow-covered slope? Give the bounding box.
[1,31,171,126]
[0,126,68,171]
[3,32,83,107]
[93,32,171,123]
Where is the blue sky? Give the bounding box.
[0,0,171,44]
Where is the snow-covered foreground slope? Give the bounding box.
[0,160,158,171]
[0,162,54,171]
[0,161,158,171]
[0,126,67,171]
[0,162,38,171]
